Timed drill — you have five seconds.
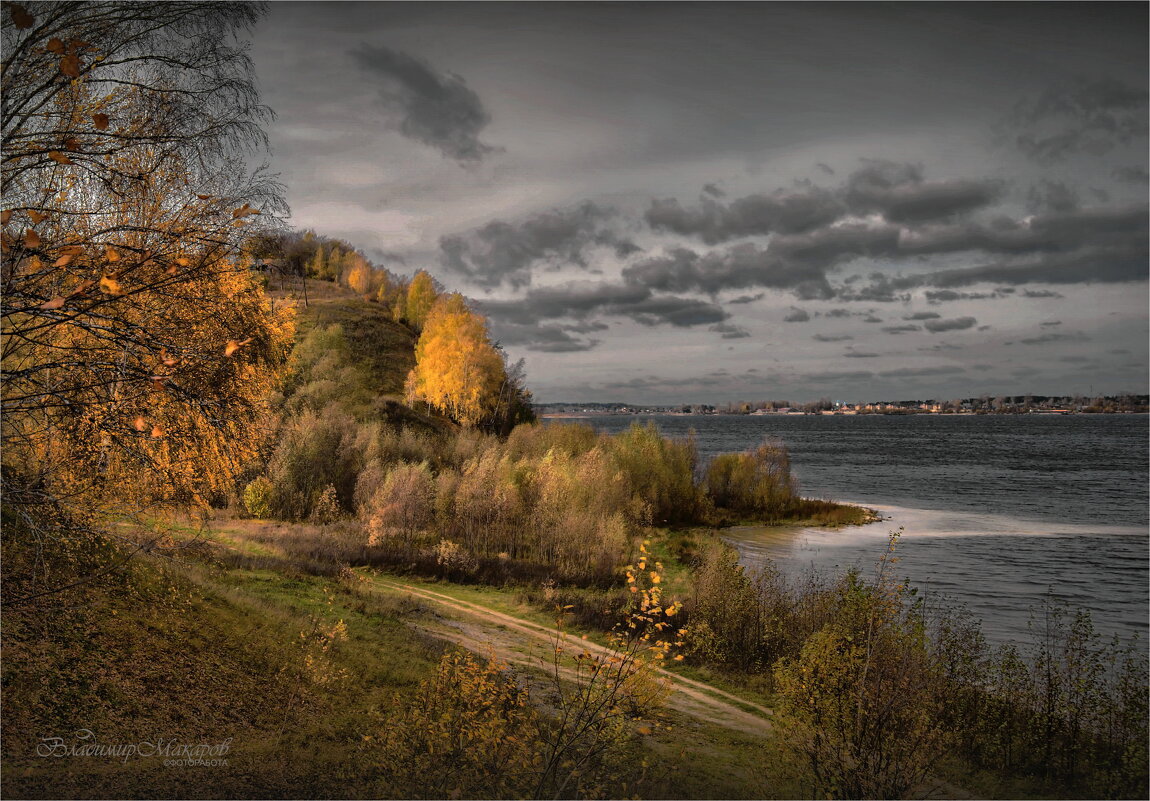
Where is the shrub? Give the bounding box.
[309,484,342,525]
[243,476,275,519]
[705,438,796,521]
[432,539,477,576]
[609,422,703,524]
[363,461,435,547]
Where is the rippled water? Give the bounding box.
[562,413,1149,648]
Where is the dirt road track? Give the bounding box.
[369,576,775,737]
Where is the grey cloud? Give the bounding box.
[728,292,765,304]
[478,281,728,331]
[845,160,1004,223]
[1040,320,1062,327]
[645,184,844,244]
[924,316,977,333]
[352,43,496,163]
[629,295,730,327]
[1059,355,1092,363]
[824,308,853,318]
[710,322,751,339]
[904,312,941,320]
[815,162,835,175]
[1006,76,1149,164]
[878,366,966,377]
[487,321,601,353]
[783,307,811,322]
[622,244,834,298]
[441,203,626,289]
[862,314,884,323]
[1018,331,1090,345]
[812,333,853,342]
[843,350,880,358]
[1022,289,1065,298]
[702,183,725,198]
[883,325,921,334]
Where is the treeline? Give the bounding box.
[681,539,1149,799]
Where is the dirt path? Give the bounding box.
[368,575,774,737]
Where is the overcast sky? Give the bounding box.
[251,1,1148,404]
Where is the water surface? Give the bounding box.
[563,414,1149,649]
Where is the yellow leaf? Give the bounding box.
[92,113,109,130]
[1,209,10,225]
[224,340,242,357]
[104,246,120,262]
[24,229,40,248]
[151,425,164,438]
[48,151,73,165]
[39,296,65,310]
[60,52,80,78]
[99,275,121,295]
[28,209,48,224]
[46,37,65,54]
[196,193,212,200]
[53,254,74,267]
[637,726,652,735]
[175,256,190,267]
[133,416,147,432]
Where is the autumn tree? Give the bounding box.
[1,1,292,605]
[405,293,506,428]
[403,268,438,330]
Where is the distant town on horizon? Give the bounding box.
[536,394,1150,416]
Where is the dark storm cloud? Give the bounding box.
[783,307,811,322]
[1022,289,1064,298]
[488,321,602,353]
[440,203,629,289]
[477,281,728,336]
[645,184,844,244]
[1040,320,1063,327]
[882,325,921,335]
[647,162,1001,246]
[1004,76,1149,164]
[812,333,853,342]
[351,44,497,163]
[923,316,977,333]
[878,366,966,377]
[844,160,1003,223]
[622,244,835,299]
[903,312,941,321]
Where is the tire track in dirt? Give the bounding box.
[369,576,774,737]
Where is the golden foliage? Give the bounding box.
[405,293,506,428]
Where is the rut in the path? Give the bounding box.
[369,576,775,738]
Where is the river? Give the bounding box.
[553,413,1149,650]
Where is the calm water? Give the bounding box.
[557,414,1150,649]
